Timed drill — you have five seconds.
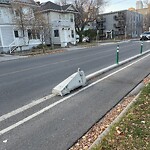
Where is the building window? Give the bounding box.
[37,32,40,39]
[54,30,59,37]
[14,30,19,38]
[0,10,2,18]
[70,14,74,22]
[28,29,32,39]
[28,29,40,40]
[14,10,20,17]
[71,30,74,38]
[32,30,36,39]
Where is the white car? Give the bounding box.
[140,31,150,40]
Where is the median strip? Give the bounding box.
[86,49,150,80]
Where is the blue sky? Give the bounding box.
[104,0,137,12]
[39,0,138,13]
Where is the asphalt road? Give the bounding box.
[0,41,149,117]
[0,48,150,150]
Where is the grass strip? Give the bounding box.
[92,83,150,150]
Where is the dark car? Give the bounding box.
[140,31,150,41]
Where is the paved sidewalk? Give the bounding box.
[65,39,134,51]
[0,54,27,62]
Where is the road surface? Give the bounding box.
[0,40,149,116]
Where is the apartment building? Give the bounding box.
[97,10,143,39]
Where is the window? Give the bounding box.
[28,29,40,40]
[0,10,2,18]
[54,30,59,37]
[14,30,19,38]
[32,30,36,39]
[28,29,32,39]
[22,7,29,15]
[71,30,74,38]
[70,14,74,22]
[37,32,40,39]
[14,10,20,17]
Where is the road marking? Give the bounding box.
[0,53,150,136]
[0,94,55,122]
[0,44,140,121]
[0,43,139,78]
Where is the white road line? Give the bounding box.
[0,94,54,122]
[0,43,138,78]
[0,53,150,136]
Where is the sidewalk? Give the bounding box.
[0,39,139,61]
[0,54,27,62]
[65,39,135,51]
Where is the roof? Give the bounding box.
[0,0,38,6]
[40,1,78,13]
[41,1,61,11]
[0,0,10,4]
[62,4,70,10]
[101,10,127,16]
[12,0,38,5]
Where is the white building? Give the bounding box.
[40,1,78,47]
[0,0,42,53]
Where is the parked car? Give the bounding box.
[140,31,150,41]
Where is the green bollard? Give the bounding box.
[140,41,143,54]
[116,45,119,64]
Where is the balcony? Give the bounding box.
[114,23,125,29]
[114,23,121,28]
[96,24,106,30]
[98,18,106,23]
[99,25,106,30]
[118,31,125,35]
[114,15,125,21]
[96,15,106,23]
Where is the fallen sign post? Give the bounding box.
[52,68,86,96]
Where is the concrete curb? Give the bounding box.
[89,92,141,150]
[0,55,28,62]
[86,49,150,81]
[66,40,132,51]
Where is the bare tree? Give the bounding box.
[60,0,67,5]
[31,12,49,45]
[11,1,50,51]
[11,1,34,38]
[73,0,105,42]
